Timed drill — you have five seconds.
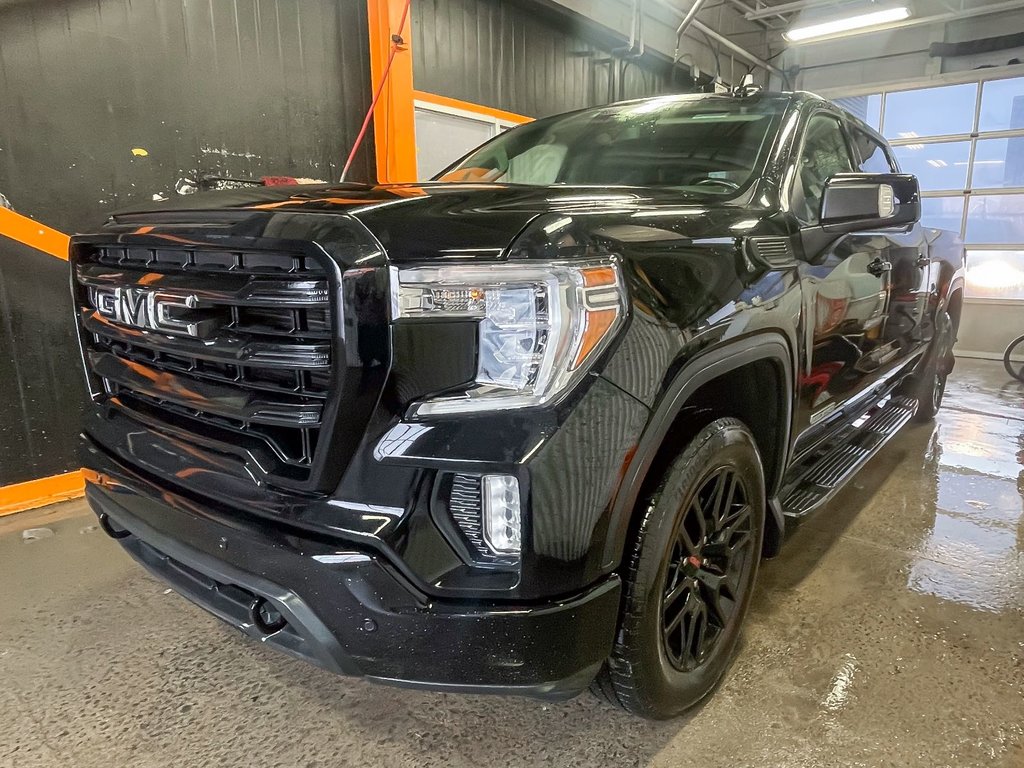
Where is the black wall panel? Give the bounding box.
[0,0,375,486]
[0,0,374,233]
[0,242,86,486]
[412,0,682,118]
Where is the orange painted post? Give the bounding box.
[366,0,417,183]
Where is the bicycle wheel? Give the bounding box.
[1004,334,1024,383]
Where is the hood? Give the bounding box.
[109,182,775,262]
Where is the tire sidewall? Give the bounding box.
[916,311,953,420]
[625,419,766,717]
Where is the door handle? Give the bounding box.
[867,258,892,277]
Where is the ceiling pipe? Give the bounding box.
[690,17,786,76]
[650,0,786,76]
[745,0,861,21]
[781,0,1024,44]
[725,0,787,27]
[676,0,708,36]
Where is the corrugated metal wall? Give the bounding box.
[0,0,374,486]
[412,0,683,118]
[0,0,374,233]
[0,242,86,486]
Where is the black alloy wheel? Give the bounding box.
[661,467,755,673]
[592,418,766,719]
[913,310,955,422]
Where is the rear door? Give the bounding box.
[847,122,934,357]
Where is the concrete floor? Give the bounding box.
[1,358,1022,768]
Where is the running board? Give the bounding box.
[780,395,917,519]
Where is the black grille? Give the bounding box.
[74,244,335,486]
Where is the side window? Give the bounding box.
[793,114,855,223]
[849,125,896,174]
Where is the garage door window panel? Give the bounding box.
[892,141,971,192]
[965,194,1024,244]
[883,83,978,140]
[965,249,1024,300]
[920,197,966,235]
[970,137,1024,190]
[978,77,1024,133]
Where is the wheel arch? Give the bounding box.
[943,278,965,334]
[601,333,794,571]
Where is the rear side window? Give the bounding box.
[849,125,896,173]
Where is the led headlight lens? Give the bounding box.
[392,258,624,415]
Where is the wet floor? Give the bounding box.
[1,358,1022,768]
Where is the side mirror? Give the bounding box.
[820,173,920,233]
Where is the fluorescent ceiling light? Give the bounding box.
[785,6,912,43]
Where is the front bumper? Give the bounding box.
[84,467,620,699]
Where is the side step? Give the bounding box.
[780,395,917,518]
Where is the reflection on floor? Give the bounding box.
[1,358,1021,768]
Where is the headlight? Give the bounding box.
[391,258,625,416]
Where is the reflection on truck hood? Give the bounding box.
[110,182,774,262]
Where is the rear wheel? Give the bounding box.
[593,418,765,719]
[913,311,955,422]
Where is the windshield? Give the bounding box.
[437,94,789,194]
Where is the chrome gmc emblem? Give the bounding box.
[92,287,207,337]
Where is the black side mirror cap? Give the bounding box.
[819,173,921,234]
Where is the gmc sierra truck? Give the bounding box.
[72,90,965,719]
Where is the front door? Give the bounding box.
[791,112,893,454]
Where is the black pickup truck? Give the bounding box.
[72,90,965,719]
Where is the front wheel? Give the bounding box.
[1004,334,1024,383]
[592,418,765,719]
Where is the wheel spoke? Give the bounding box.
[704,505,753,560]
[703,579,731,628]
[678,499,704,555]
[664,578,689,609]
[708,471,735,527]
[664,601,686,637]
[685,597,708,664]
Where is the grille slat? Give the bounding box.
[76,243,335,481]
[82,309,331,370]
[77,263,330,307]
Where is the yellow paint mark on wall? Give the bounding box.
[131,147,149,157]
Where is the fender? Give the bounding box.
[600,332,794,570]
[941,274,966,311]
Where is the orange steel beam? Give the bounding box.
[366,0,417,183]
[0,207,70,260]
[413,90,533,125]
[0,471,85,516]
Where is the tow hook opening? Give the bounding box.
[250,597,288,635]
[98,513,132,540]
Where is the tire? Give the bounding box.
[912,311,955,423]
[1004,334,1024,384]
[592,418,765,719]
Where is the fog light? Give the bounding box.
[482,475,521,555]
